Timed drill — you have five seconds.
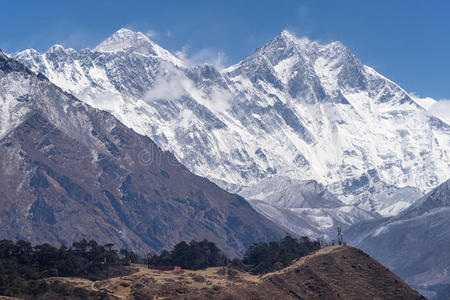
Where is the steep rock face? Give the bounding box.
[222,31,448,208]
[14,29,449,218]
[0,52,285,256]
[346,179,450,299]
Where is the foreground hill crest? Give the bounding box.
[45,246,426,300]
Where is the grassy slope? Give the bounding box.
[42,246,426,300]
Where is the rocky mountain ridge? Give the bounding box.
[13,29,449,240]
[14,29,449,215]
[0,50,285,256]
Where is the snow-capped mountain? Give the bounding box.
[14,29,449,220]
[93,28,185,66]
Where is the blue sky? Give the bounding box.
[1,0,449,99]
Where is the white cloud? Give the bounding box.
[81,91,124,114]
[428,100,450,124]
[208,85,233,112]
[144,29,158,39]
[144,64,192,101]
[410,92,450,124]
[174,45,190,63]
[175,45,226,70]
[144,63,232,112]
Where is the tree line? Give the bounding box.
[147,235,321,274]
[0,239,133,299]
[0,235,320,298]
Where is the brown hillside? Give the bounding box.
[43,246,425,300]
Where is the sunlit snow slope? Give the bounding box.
[14,29,450,219]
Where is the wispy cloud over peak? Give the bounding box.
[175,45,227,70]
[410,92,450,124]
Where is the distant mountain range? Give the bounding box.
[14,29,448,231]
[4,28,450,299]
[0,51,284,257]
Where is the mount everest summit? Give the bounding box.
[13,28,449,233]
